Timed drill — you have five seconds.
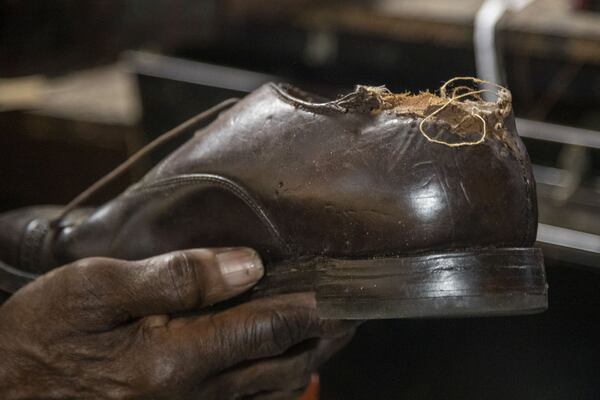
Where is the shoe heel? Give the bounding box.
[256,248,547,320]
[315,248,547,319]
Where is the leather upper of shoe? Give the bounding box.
[2,82,538,273]
[0,206,92,273]
[0,206,61,271]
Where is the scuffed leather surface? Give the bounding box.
[2,83,538,272]
[0,206,61,269]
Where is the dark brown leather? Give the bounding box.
[0,206,60,274]
[0,82,538,279]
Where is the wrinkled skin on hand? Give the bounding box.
[0,248,357,399]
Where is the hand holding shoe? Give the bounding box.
[0,248,355,399]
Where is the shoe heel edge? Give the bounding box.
[315,247,547,319]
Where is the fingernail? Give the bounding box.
[216,248,264,288]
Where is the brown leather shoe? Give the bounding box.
[0,79,547,319]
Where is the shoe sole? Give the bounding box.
[256,247,547,319]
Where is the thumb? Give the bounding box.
[63,247,264,324]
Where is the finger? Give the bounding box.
[204,333,355,399]
[63,247,263,323]
[311,329,355,366]
[158,293,330,373]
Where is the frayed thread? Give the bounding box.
[361,77,512,148]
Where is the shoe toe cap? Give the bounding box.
[0,206,62,267]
